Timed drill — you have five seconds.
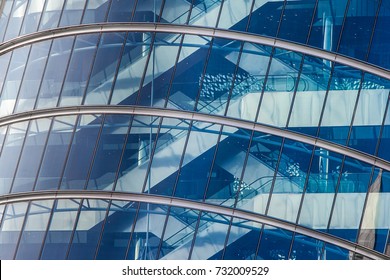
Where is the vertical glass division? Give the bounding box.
[35,116,77,191]
[0,46,29,117]
[12,118,52,193]
[188,0,222,27]
[318,64,362,146]
[36,36,75,110]
[15,200,54,260]
[225,43,272,121]
[39,0,65,30]
[338,0,380,61]
[256,226,294,260]
[82,0,110,24]
[247,0,283,38]
[67,199,109,259]
[0,0,14,41]
[59,34,100,107]
[60,115,103,190]
[290,234,325,260]
[59,0,87,26]
[3,0,28,41]
[378,90,390,162]
[86,115,131,190]
[132,0,163,22]
[160,0,191,25]
[40,199,81,260]
[15,40,52,113]
[173,122,221,200]
[84,32,126,105]
[0,122,28,195]
[107,0,136,22]
[19,0,45,35]
[96,200,138,260]
[0,202,29,259]
[217,0,252,31]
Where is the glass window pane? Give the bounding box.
[15,200,54,260]
[82,0,110,24]
[188,0,222,28]
[0,0,14,41]
[217,0,252,31]
[290,234,324,260]
[39,0,66,30]
[40,199,81,260]
[0,202,29,259]
[12,118,52,193]
[19,0,45,35]
[60,115,103,190]
[256,226,293,260]
[36,116,77,191]
[84,32,126,105]
[59,0,87,26]
[36,37,75,110]
[3,0,28,41]
[248,0,283,38]
[96,200,138,260]
[15,40,52,114]
[86,115,131,190]
[107,0,136,22]
[67,199,109,259]
[0,122,28,195]
[161,0,191,25]
[132,0,163,22]
[60,34,100,107]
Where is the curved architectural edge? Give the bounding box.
[0,23,389,80]
[0,105,389,172]
[0,190,387,260]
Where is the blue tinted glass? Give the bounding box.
[256,227,293,260]
[82,0,111,24]
[67,199,109,259]
[133,0,163,22]
[41,199,80,260]
[97,201,138,260]
[36,116,77,191]
[59,0,87,26]
[15,200,54,260]
[0,0,13,41]
[39,0,66,30]
[3,0,28,41]
[19,0,45,35]
[60,115,103,190]
[290,234,324,260]
[248,0,283,37]
[218,0,253,31]
[107,0,136,22]
[161,0,191,25]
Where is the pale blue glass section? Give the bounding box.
[39,0,66,30]
[82,0,110,24]
[0,0,14,41]
[59,0,86,26]
[3,0,28,41]
[19,0,45,35]
[107,0,136,22]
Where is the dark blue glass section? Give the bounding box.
[256,227,293,260]
[290,234,324,260]
[107,0,136,22]
[247,0,283,38]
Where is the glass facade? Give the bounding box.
[0,0,389,260]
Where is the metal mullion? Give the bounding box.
[65,198,85,259]
[374,90,390,158]
[124,201,141,260]
[130,0,139,22]
[335,0,351,54]
[37,198,58,259]
[57,115,81,190]
[365,0,382,63]
[83,114,106,190]
[107,32,129,105]
[287,145,317,259]
[0,0,14,42]
[12,200,31,259]
[93,199,113,259]
[8,120,31,194]
[5,0,28,41]
[157,0,166,23]
[187,210,203,260]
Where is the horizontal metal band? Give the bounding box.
[0,22,389,80]
[0,190,387,260]
[0,105,388,172]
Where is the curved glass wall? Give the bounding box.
[0,0,389,260]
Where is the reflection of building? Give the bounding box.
[0,0,389,260]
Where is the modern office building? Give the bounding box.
[0,0,389,260]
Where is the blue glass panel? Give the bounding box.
[40,199,81,260]
[256,227,293,260]
[222,218,262,260]
[197,38,241,116]
[107,0,136,22]
[67,199,109,259]
[39,0,66,30]
[15,40,51,113]
[161,0,191,25]
[110,32,149,105]
[218,0,252,31]
[12,118,52,193]
[129,202,168,260]
[0,0,13,41]
[59,115,103,190]
[86,115,131,190]
[308,0,348,52]
[377,87,390,162]
[157,206,199,260]
[267,140,314,223]
[0,46,29,117]
[0,53,12,103]
[188,0,222,27]
[368,2,390,70]
[133,0,163,23]
[82,0,110,24]
[190,212,230,260]
[96,200,138,260]
[338,0,380,61]
[59,0,87,26]
[167,35,211,111]
[60,34,100,107]
[84,32,126,105]
[225,43,272,121]
[36,116,77,191]
[137,33,182,107]
[3,0,28,41]
[19,0,45,35]
[247,0,283,38]
[15,200,54,260]
[0,202,29,259]
[114,116,161,193]
[323,242,349,259]
[278,0,316,44]
[0,122,28,195]
[36,37,75,110]
[290,234,324,260]
[144,117,190,197]
[173,123,221,200]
